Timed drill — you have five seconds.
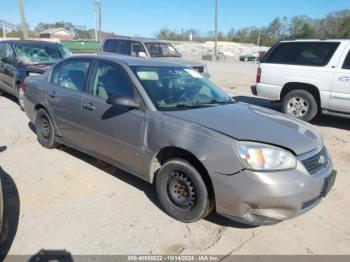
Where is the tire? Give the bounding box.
[282,89,319,122]
[35,109,58,149]
[17,84,25,111]
[0,211,8,245]
[156,158,212,223]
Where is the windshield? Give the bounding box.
[145,42,180,57]
[14,43,72,65]
[132,66,233,110]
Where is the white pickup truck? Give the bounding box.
[251,40,350,121]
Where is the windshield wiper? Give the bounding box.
[158,103,201,109]
[195,99,236,105]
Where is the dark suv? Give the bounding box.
[0,40,71,110]
[101,36,209,77]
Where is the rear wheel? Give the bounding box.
[282,89,318,122]
[35,109,58,149]
[156,159,212,223]
[17,84,25,111]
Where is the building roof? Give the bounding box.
[39,28,74,36]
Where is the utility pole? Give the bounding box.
[255,32,261,64]
[2,24,6,38]
[94,0,102,41]
[214,0,218,60]
[18,0,28,39]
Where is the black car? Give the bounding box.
[0,40,71,110]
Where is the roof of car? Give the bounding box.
[0,39,61,45]
[72,54,189,67]
[104,36,170,44]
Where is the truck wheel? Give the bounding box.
[156,159,212,223]
[282,89,318,122]
[35,109,58,149]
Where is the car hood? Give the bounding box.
[163,103,322,155]
[21,63,54,74]
[153,57,205,68]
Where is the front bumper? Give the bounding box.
[211,156,336,226]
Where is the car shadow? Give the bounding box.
[26,121,259,229]
[28,249,74,262]
[0,93,18,106]
[58,146,256,229]
[0,165,21,259]
[234,95,350,130]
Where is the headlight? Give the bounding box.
[236,141,296,171]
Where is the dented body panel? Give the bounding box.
[23,55,336,225]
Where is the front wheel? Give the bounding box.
[0,210,8,244]
[156,159,212,223]
[282,89,319,122]
[35,109,58,149]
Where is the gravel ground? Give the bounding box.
[0,60,349,257]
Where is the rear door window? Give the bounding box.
[52,59,91,91]
[342,51,350,70]
[103,39,116,52]
[103,39,131,55]
[265,42,340,66]
[114,40,131,55]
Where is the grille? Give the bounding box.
[192,66,204,73]
[301,147,329,175]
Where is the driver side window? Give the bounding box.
[91,62,135,100]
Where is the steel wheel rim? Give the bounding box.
[287,96,309,117]
[40,117,51,138]
[166,170,198,210]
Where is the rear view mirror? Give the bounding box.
[138,52,147,58]
[107,96,140,109]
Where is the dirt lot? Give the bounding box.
[0,60,349,257]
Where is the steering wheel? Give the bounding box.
[179,92,193,103]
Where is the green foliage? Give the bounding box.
[155,9,350,46]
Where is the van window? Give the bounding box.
[265,42,340,67]
[103,40,116,52]
[342,51,350,70]
[103,39,131,55]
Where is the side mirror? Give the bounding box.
[1,57,14,64]
[138,51,147,58]
[107,96,140,109]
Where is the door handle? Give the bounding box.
[338,76,350,82]
[82,103,96,111]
